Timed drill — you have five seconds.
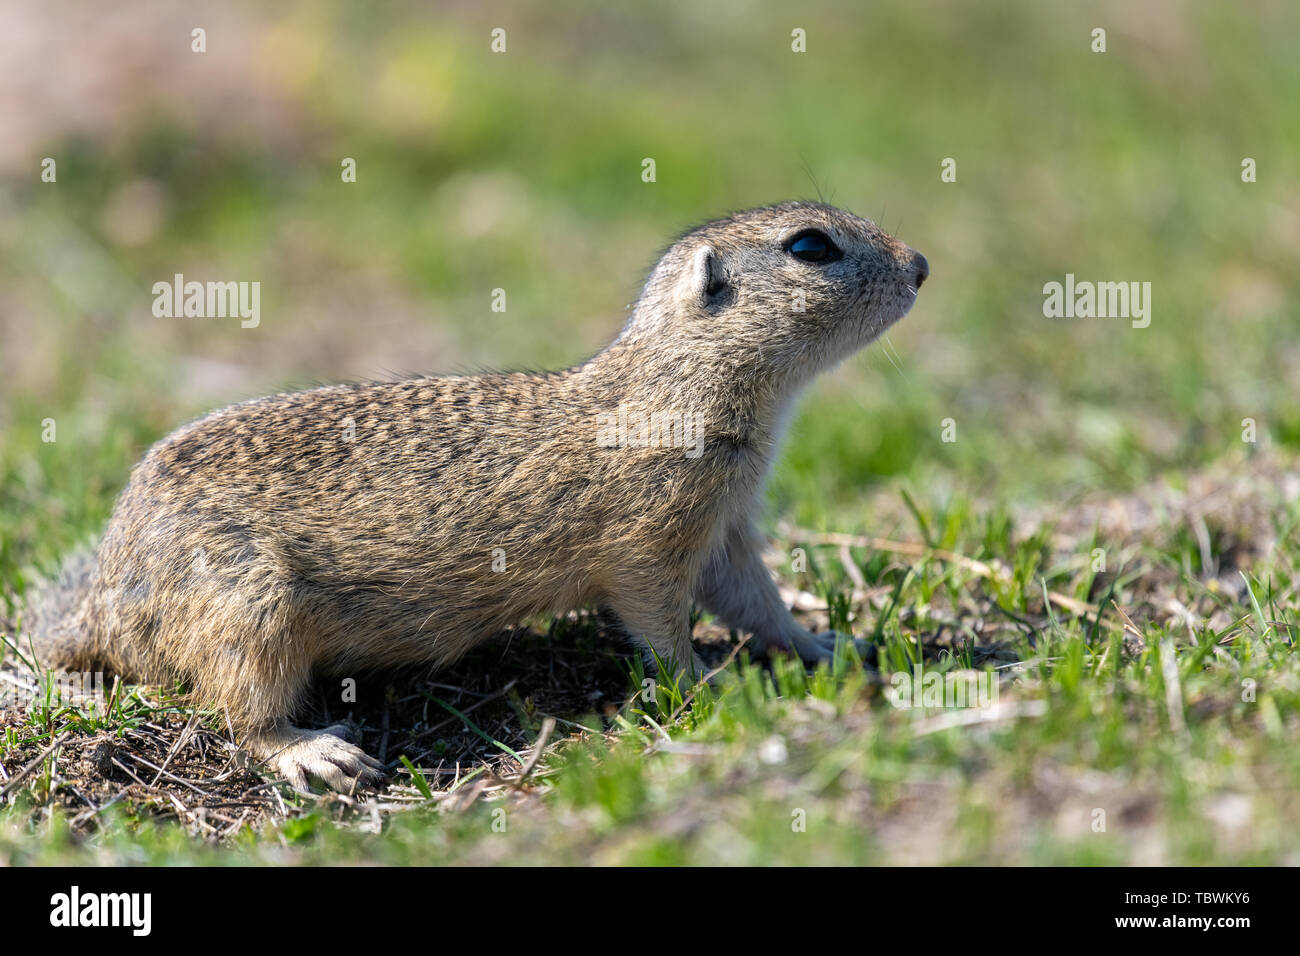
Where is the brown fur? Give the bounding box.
[23,201,928,791]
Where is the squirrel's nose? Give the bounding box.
[912,252,930,289]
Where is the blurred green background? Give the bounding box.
[1,0,1297,592]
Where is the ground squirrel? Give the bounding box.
[22,201,928,792]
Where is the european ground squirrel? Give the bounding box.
[24,201,929,791]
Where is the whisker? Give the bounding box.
[882,334,910,384]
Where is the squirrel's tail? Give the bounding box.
[10,548,99,674]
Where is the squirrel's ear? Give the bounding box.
[687,244,729,309]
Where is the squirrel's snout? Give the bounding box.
[911,252,930,289]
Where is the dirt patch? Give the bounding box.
[0,615,741,838]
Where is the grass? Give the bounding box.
[2,0,1298,864]
[2,450,1297,864]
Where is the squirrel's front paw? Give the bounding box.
[778,630,871,665]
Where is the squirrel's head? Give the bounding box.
[621,201,928,385]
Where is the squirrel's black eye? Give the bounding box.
[786,230,839,264]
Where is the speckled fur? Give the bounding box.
[24,202,927,791]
